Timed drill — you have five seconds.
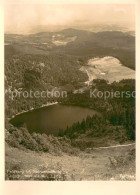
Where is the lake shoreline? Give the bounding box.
[10,104,100,136]
[9,101,58,121]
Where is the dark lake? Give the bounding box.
[10,104,99,135]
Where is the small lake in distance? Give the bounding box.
[10,104,99,135]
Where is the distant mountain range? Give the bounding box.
[5,24,135,35]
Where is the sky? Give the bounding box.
[4,4,135,34]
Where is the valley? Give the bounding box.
[4,28,136,181]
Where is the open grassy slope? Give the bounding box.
[5,142,135,181]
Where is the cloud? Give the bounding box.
[4,4,135,34]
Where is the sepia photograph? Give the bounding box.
[4,3,136,182]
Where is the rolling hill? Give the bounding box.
[5,28,135,69]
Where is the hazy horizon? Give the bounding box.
[5,4,135,34]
